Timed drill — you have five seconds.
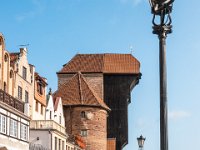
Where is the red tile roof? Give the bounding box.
[58,54,140,74]
[53,72,110,111]
[35,72,48,85]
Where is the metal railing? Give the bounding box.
[0,89,24,113]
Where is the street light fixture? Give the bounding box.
[148,1,175,150]
[137,135,145,149]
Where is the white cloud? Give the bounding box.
[169,110,191,120]
[135,118,147,129]
[15,0,45,22]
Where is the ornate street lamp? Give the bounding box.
[137,135,145,150]
[148,1,174,150]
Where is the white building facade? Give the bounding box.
[30,94,67,150]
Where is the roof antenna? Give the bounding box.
[130,45,133,54]
[18,44,29,47]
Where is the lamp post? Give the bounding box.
[137,135,145,150]
[148,1,174,150]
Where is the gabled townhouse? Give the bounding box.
[32,72,47,120]
[0,33,30,150]
[30,92,67,150]
[10,47,35,117]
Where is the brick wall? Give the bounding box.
[64,106,107,150]
[57,74,74,89]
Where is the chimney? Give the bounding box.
[20,47,27,56]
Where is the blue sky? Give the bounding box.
[1,0,200,150]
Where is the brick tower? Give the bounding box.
[54,72,110,150]
[56,54,141,150]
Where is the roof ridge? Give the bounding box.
[78,72,83,104]
[61,54,78,71]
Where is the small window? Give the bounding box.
[16,63,19,72]
[41,105,43,115]
[3,82,6,92]
[35,101,38,112]
[80,130,87,137]
[59,115,61,124]
[10,119,18,137]
[55,137,57,150]
[62,141,64,150]
[22,67,27,80]
[10,70,13,78]
[59,139,61,150]
[81,111,86,118]
[4,54,8,62]
[37,82,43,95]
[21,124,28,141]
[0,114,6,134]
[25,90,29,103]
[50,111,52,120]
[18,86,22,100]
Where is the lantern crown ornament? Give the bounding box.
[149,0,175,36]
[149,0,174,15]
[137,135,146,148]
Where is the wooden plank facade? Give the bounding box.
[104,74,140,150]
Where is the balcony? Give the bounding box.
[0,89,24,113]
[30,120,66,134]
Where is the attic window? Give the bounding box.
[81,111,86,118]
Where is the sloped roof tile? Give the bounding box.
[58,54,140,74]
[53,72,110,111]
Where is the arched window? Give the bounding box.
[4,54,8,62]
[81,111,86,118]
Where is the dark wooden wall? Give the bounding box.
[104,74,139,150]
